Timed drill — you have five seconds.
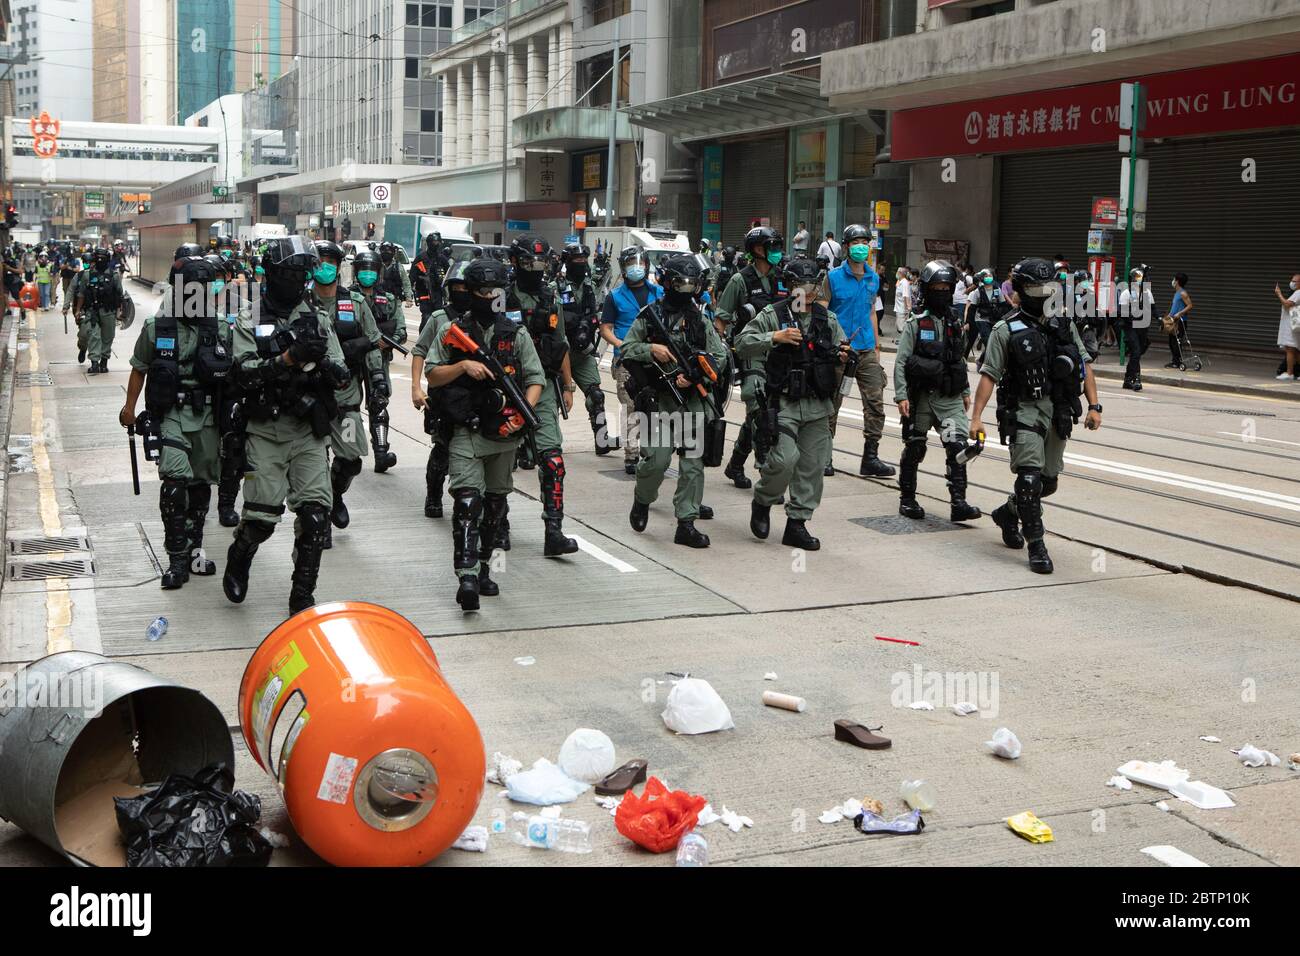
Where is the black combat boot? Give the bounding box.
[371,406,397,473]
[477,493,508,597]
[782,518,820,551]
[945,448,982,522]
[516,440,536,470]
[77,346,86,364]
[674,519,710,549]
[750,501,771,540]
[589,391,619,456]
[724,448,752,490]
[496,505,511,552]
[1015,470,1053,574]
[698,504,713,520]
[860,439,896,478]
[452,492,482,611]
[159,480,190,590]
[897,442,926,520]
[424,448,445,518]
[186,482,217,576]
[991,501,1024,549]
[223,520,274,603]
[217,476,241,527]
[330,457,360,529]
[289,505,330,614]
[630,500,649,532]
[539,451,578,556]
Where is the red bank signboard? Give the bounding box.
[892,54,1300,161]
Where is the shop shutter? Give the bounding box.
[722,136,788,247]
[997,130,1300,351]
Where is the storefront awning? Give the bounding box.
[624,73,858,143]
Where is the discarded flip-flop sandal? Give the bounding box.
[594,758,649,796]
[834,720,891,750]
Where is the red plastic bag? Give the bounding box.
[614,776,707,853]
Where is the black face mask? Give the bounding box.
[469,296,497,326]
[449,288,473,314]
[565,262,588,284]
[926,290,954,315]
[265,270,307,311]
[515,268,543,293]
[665,289,695,312]
[381,252,394,264]
[1019,294,1046,319]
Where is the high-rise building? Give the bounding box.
[93,0,295,125]
[9,0,94,122]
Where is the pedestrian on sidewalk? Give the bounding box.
[792,220,810,257]
[1118,266,1154,391]
[817,231,842,265]
[1275,273,1300,380]
[1163,273,1193,369]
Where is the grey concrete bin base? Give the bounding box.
[0,651,234,866]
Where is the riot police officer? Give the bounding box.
[736,257,846,550]
[424,258,545,610]
[969,258,1104,574]
[557,242,619,456]
[965,268,1005,356]
[75,247,125,374]
[222,237,350,613]
[379,240,414,303]
[411,232,448,330]
[716,226,788,489]
[310,240,385,546]
[894,261,983,523]
[119,255,230,588]
[205,252,249,527]
[621,254,728,549]
[352,248,404,472]
[508,235,579,557]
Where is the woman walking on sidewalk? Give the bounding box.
[1275,273,1300,380]
[1164,273,1193,369]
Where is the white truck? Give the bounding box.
[582,225,694,299]
[382,213,475,260]
[237,223,288,246]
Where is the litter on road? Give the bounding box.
[1006,811,1054,844]
[504,758,590,806]
[985,727,1022,759]
[1234,744,1280,767]
[661,676,735,734]
[558,728,617,784]
[762,690,806,712]
[855,808,924,835]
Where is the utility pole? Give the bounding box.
[501,1,512,237]
[603,20,618,227]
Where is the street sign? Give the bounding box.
[563,234,579,245]
[1086,230,1113,254]
[873,200,891,230]
[212,185,230,198]
[505,219,530,231]
[1120,157,1149,216]
[1091,196,1120,229]
[1119,82,1146,132]
[369,182,392,206]
[574,210,587,229]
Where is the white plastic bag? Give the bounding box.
[661,677,735,735]
[557,728,616,784]
[985,727,1022,759]
[504,758,590,805]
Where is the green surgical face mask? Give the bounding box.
[220,249,233,259]
[848,244,871,262]
[211,279,226,295]
[766,250,783,266]
[313,263,338,285]
[357,269,378,287]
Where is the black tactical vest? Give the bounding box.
[905,310,968,397]
[558,280,599,355]
[765,301,838,401]
[441,315,525,437]
[85,269,121,309]
[510,287,567,374]
[1003,312,1081,402]
[332,295,369,372]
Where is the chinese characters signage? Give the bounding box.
[29,111,60,159]
[702,145,723,246]
[84,191,106,220]
[892,53,1300,161]
[526,151,569,202]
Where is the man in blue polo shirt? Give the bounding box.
[827,225,895,479]
[600,247,664,475]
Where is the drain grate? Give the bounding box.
[7,558,96,581]
[8,535,91,556]
[14,371,53,387]
[850,515,972,536]
[1202,408,1276,417]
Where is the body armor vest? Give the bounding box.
[905,309,969,397]
[765,301,838,401]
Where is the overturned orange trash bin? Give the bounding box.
[239,602,485,866]
[19,282,40,311]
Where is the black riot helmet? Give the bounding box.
[202,253,226,280]
[353,249,382,288]
[313,240,344,265]
[172,255,217,320]
[91,246,112,269]
[424,232,442,254]
[379,240,397,263]
[1011,257,1060,319]
[842,224,871,245]
[561,241,589,262]
[443,260,473,314]
[463,256,511,293]
[658,253,704,310]
[781,256,822,310]
[509,234,551,270]
[561,241,590,283]
[260,236,319,311]
[722,244,737,263]
[918,260,960,315]
[174,242,204,262]
[742,226,783,260]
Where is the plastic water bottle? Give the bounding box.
[500,812,592,853]
[675,831,708,867]
[900,779,938,812]
[145,616,168,642]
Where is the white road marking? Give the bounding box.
[1216,431,1300,448]
[570,535,638,573]
[1062,451,1300,513]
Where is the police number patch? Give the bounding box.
[919,329,936,341]
[156,337,176,349]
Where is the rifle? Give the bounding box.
[554,373,569,419]
[441,321,542,436]
[641,303,723,415]
[380,332,409,356]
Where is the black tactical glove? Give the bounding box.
[324,360,351,389]
[341,337,375,365]
[288,334,327,367]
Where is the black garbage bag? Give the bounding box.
[113,763,272,867]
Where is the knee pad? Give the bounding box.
[586,388,605,413]
[332,455,363,479]
[240,520,276,545]
[1041,474,1059,498]
[295,504,331,539]
[540,449,565,479]
[483,492,509,522]
[451,491,483,519]
[902,436,928,464]
[1014,468,1043,498]
[159,478,188,517]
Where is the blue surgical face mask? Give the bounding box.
[357,270,379,287]
[313,263,338,285]
[848,244,870,263]
[211,279,226,295]
[625,266,646,283]
[766,250,783,266]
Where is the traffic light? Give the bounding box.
[341,217,352,239]
[4,204,18,229]
[366,221,375,239]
